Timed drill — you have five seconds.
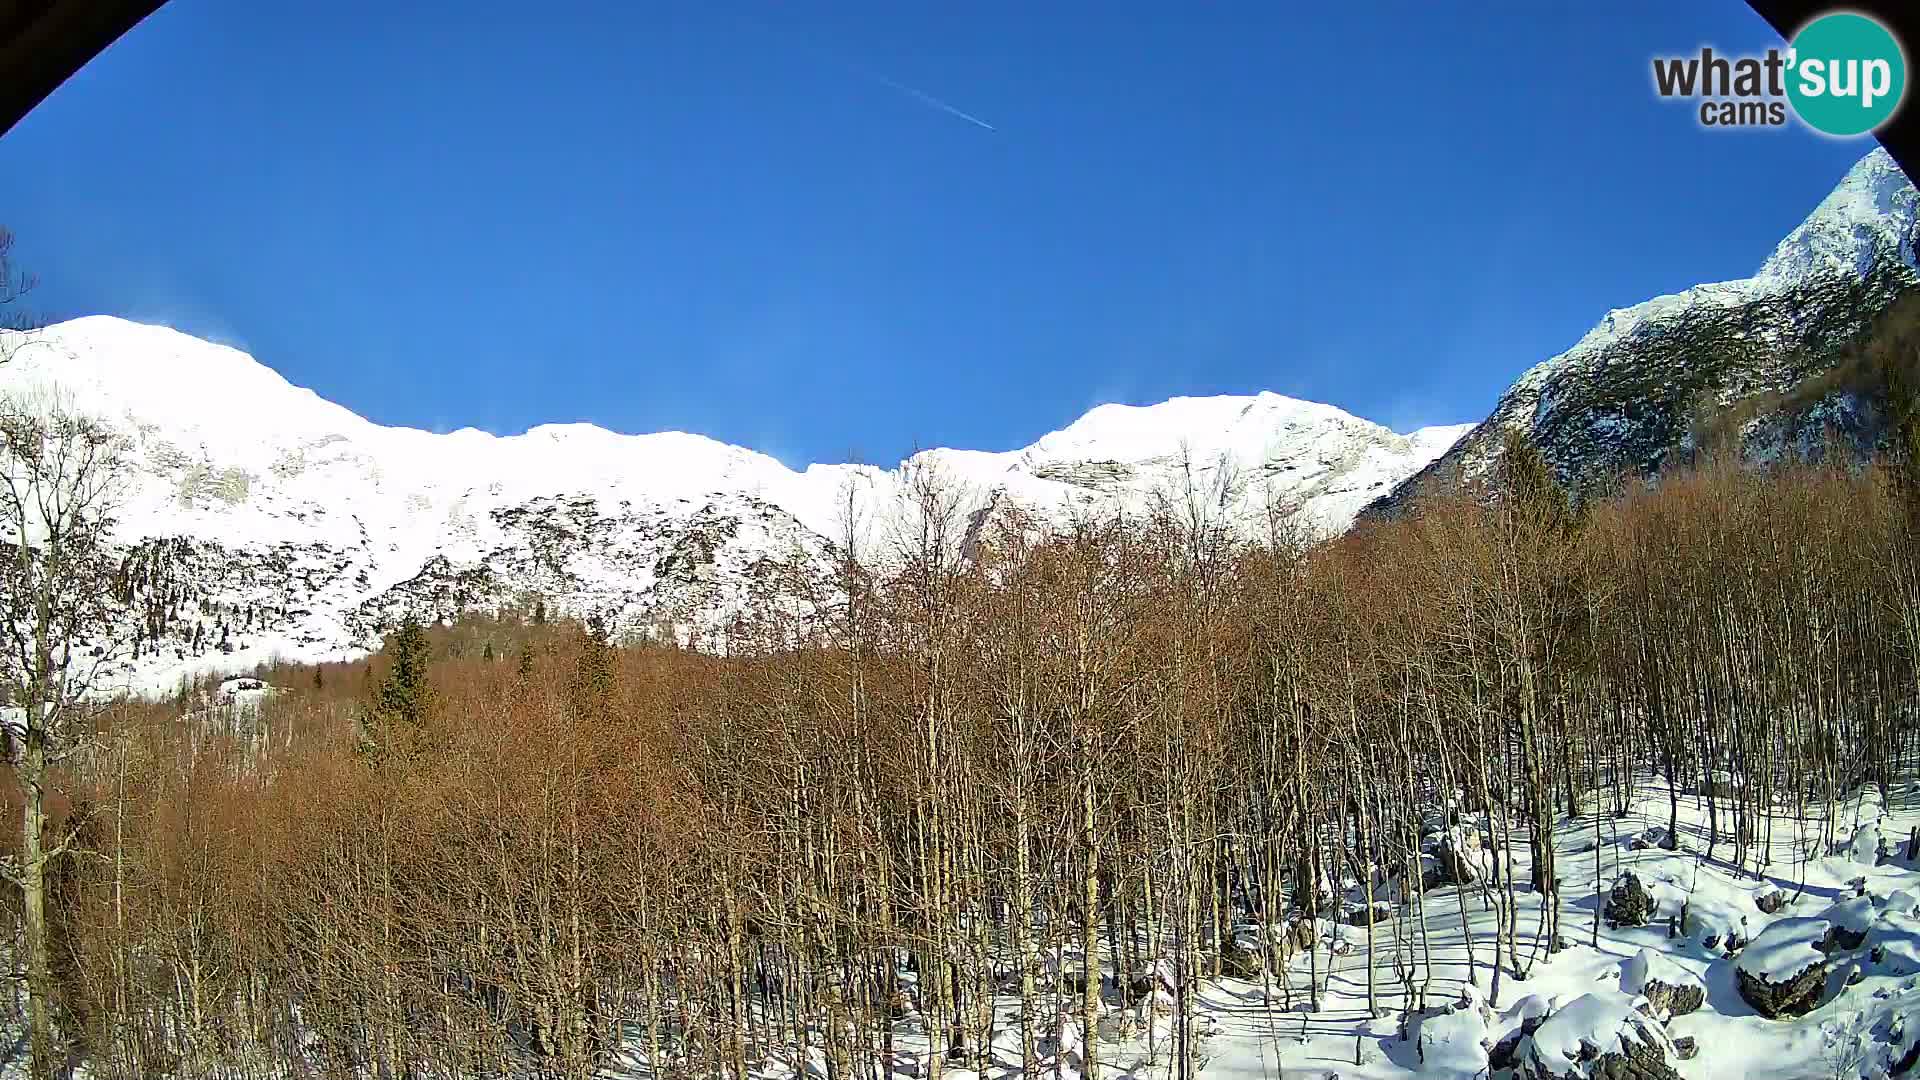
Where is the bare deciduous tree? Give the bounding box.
[0,394,129,1080]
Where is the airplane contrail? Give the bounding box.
[730,12,997,133]
[868,71,997,131]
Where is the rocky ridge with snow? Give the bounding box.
[1374,148,1920,513]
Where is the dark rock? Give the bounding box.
[1517,994,1682,1080]
[1631,826,1678,852]
[1344,901,1395,928]
[1736,961,1829,1019]
[1220,943,1262,979]
[1641,978,1704,1018]
[1605,872,1657,928]
[1289,919,1315,952]
[1489,1032,1523,1071]
[1431,828,1483,886]
[1673,1036,1697,1060]
[1755,887,1787,915]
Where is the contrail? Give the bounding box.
[730,11,997,133]
[868,71,996,131]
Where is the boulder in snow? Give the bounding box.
[1700,770,1741,798]
[1430,825,1484,886]
[1605,872,1656,929]
[1824,894,1877,950]
[1412,997,1491,1075]
[1517,990,1679,1080]
[1343,899,1395,927]
[1847,822,1885,866]
[1619,948,1704,1019]
[1735,917,1834,1019]
[1219,941,1262,979]
[1630,826,1677,852]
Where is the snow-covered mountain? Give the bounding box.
[1374,148,1920,512]
[0,316,1466,689]
[15,148,1911,692]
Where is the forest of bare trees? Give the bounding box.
[0,406,1910,1080]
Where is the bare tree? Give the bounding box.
[0,392,129,1080]
[0,227,41,368]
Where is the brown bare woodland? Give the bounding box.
[0,283,1910,1080]
[0,422,1910,1080]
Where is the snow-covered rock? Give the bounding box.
[1849,821,1888,866]
[1605,872,1657,928]
[1619,948,1704,1019]
[1826,894,1879,949]
[1736,917,1835,1018]
[1412,994,1492,1076]
[1518,990,1678,1080]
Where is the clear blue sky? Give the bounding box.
[0,1,1880,467]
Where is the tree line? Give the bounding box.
[0,427,1910,1080]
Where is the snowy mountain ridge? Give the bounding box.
[8,147,1914,693]
[0,316,1466,690]
[1376,148,1920,509]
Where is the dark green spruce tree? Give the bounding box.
[572,616,615,722]
[359,615,433,757]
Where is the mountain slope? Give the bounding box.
[1373,148,1920,513]
[0,317,1465,690]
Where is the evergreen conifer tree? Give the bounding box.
[573,617,615,718]
[1500,426,1575,532]
[366,616,433,749]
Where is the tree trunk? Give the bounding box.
[22,720,54,1080]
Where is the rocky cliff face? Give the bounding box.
[1373,149,1920,513]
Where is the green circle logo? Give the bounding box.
[1787,12,1906,136]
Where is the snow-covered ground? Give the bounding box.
[594,777,1920,1080]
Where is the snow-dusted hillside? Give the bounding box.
[1376,148,1920,512]
[0,316,1465,690]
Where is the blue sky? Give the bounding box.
[0,1,1879,468]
